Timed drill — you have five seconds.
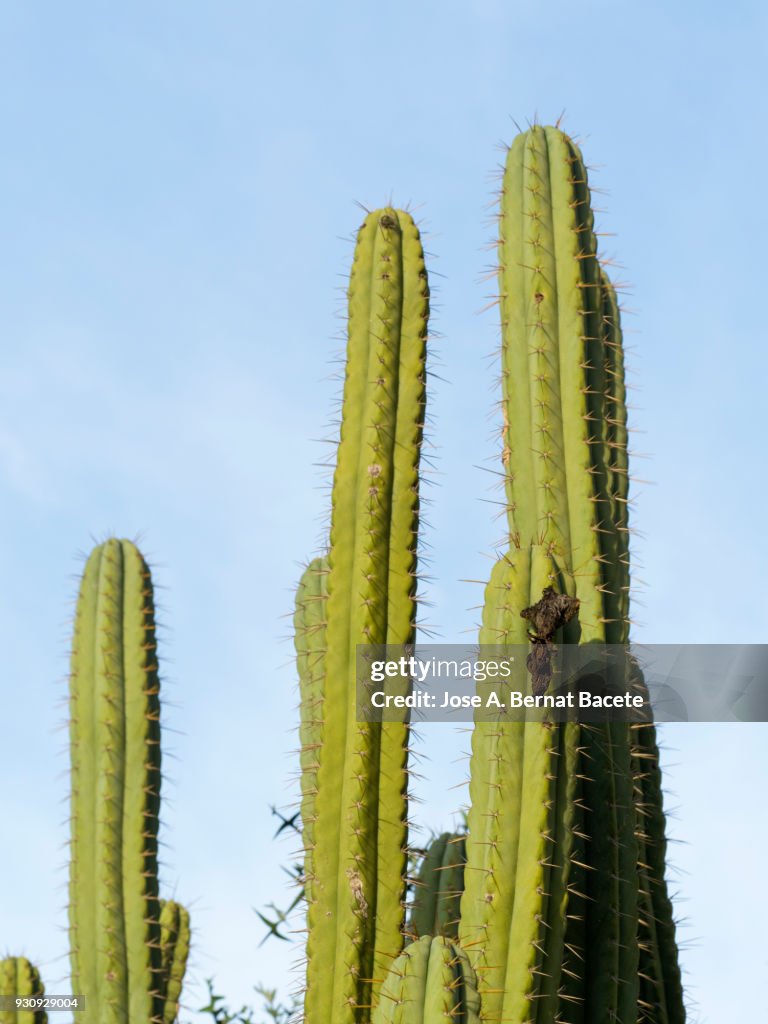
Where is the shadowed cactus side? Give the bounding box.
[0,957,47,1024]
[408,833,466,941]
[294,556,329,907]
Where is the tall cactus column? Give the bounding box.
[68,538,164,1024]
[305,209,430,1023]
[460,544,584,1024]
[460,126,661,1024]
[497,124,618,637]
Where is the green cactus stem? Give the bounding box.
[294,556,329,905]
[460,544,583,1024]
[309,207,434,1024]
[372,936,481,1024]
[631,721,686,1024]
[158,900,191,1024]
[497,124,620,641]
[305,208,429,1024]
[0,957,47,1024]
[461,126,674,1023]
[408,832,466,941]
[68,538,164,1024]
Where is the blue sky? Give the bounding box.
[1,3,766,1022]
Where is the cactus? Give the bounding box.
[408,832,466,941]
[68,538,189,1024]
[458,124,682,1024]
[297,129,685,1024]
[372,936,480,1024]
[460,545,586,1024]
[158,900,191,1024]
[303,208,429,1024]
[0,957,47,1024]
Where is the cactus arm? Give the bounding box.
[372,936,480,1024]
[158,900,191,1024]
[0,957,47,1024]
[69,539,162,1024]
[499,126,613,638]
[432,835,465,938]
[306,209,429,1022]
[409,832,466,940]
[409,837,445,939]
[459,552,529,1018]
[294,556,329,904]
[460,546,582,1024]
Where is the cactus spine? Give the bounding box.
[304,209,429,1023]
[0,958,47,1024]
[68,538,189,1024]
[408,833,466,941]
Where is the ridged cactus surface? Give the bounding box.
[305,208,429,1024]
[294,556,329,906]
[158,899,191,1024]
[372,936,480,1024]
[408,832,466,941]
[68,538,191,1024]
[0,957,47,1024]
[459,125,684,1024]
[460,545,584,1024]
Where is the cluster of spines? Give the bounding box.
[0,957,47,1024]
[68,539,189,1024]
[303,208,430,1024]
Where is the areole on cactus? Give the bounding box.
[296,125,685,1024]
